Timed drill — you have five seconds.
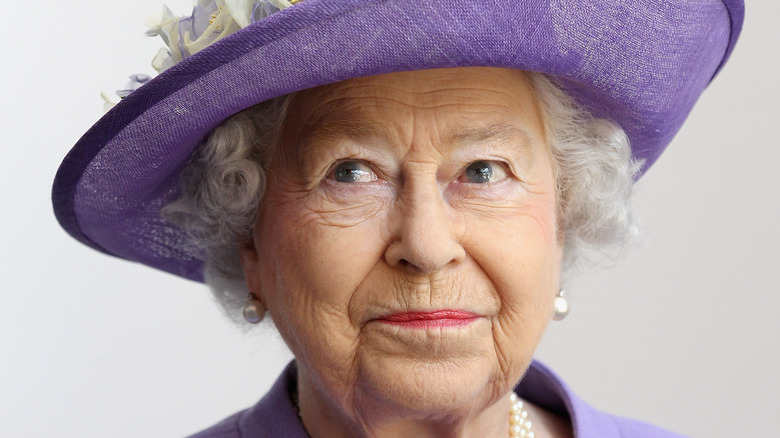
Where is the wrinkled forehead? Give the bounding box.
[282,67,547,151]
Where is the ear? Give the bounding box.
[238,236,262,295]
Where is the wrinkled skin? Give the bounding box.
[240,67,565,438]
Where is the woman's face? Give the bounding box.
[241,67,562,424]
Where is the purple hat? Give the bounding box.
[52,0,744,282]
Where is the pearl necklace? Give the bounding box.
[509,392,535,437]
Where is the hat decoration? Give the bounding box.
[148,0,302,73]
[103,0,300,111]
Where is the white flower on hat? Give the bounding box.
[102,0,301,109]
[145,0,301,73]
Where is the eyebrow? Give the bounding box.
[293,119,398,180]
[299,119,399,151]
[295,120,536,172]
[445,123,535,151]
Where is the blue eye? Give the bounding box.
[332,161,376,183]
[462,161,507,183]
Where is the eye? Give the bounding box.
[330,160,377,183]
[460,160,508,184]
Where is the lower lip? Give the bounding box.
[378,311,479,328]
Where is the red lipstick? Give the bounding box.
[378,310,479,328]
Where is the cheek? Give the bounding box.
[253,190,388,357]
[461,190,561,366]
[468,213,560,313]
[464,187,560,289]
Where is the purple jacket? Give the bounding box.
[188,361,685,437]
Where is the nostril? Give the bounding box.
[396,258,420,274]
[393,250,461,275]
[398,259,410,268]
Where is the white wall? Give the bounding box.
[2,1,777,436]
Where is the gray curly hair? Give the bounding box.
[162,72,639,324]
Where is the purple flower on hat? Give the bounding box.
[101,74,153,112]
[116,74,153,98]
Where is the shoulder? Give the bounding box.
[185,362,309,438]
[186,411,243,438]
[598,412,688,438]
[519,361,688,438]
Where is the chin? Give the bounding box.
[353,350,504,417]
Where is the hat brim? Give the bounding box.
[52,0,744,281]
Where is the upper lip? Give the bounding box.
[378,310,479,322]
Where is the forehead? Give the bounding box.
[280,67,547,160]
[293,67,542,125]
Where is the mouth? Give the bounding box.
[376,310,480,328]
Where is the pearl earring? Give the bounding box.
[242,293,265,324]
[552,289,570,321]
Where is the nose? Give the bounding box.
[384,176,466,274]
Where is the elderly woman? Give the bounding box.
[52,1,743,437]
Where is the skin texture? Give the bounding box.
[240,67,566,438]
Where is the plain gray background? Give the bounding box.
[2,1,777,437]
